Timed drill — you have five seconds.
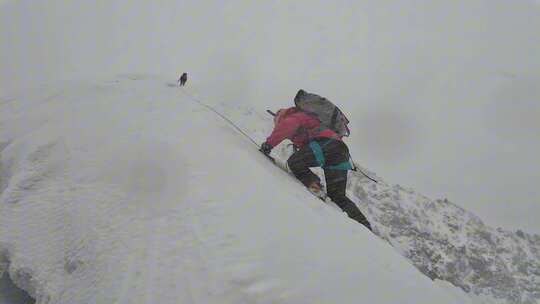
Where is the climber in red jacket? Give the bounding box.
[260,107,372,231]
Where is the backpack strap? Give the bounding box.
[330,108,339,131]
[309,141,326,167]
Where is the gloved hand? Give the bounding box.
[259,142,273,155]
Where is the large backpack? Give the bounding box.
[294,89,350,137]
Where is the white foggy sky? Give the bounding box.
[1,0,539,233]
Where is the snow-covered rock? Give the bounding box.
[345,171,540,304]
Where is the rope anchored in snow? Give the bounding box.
[180,89,260,148]
[179,87,377,183]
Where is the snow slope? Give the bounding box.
[0,76,468,303]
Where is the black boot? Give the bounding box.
[343,203,372,231]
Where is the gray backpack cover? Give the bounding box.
[294,89,350,137]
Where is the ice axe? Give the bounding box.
[260,110,277,162]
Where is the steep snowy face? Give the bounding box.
[204,93,540,304]
[0,77,465,304]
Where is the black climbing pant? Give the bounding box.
[287,138,372,231]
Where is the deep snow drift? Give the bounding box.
[0,76,477,303]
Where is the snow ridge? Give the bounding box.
[1,76,466,304]
[0,76,538,304]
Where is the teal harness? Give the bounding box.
[308,139,353,170]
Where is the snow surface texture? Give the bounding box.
[0,76,537,303]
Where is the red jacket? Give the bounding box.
[266,107,341,148]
